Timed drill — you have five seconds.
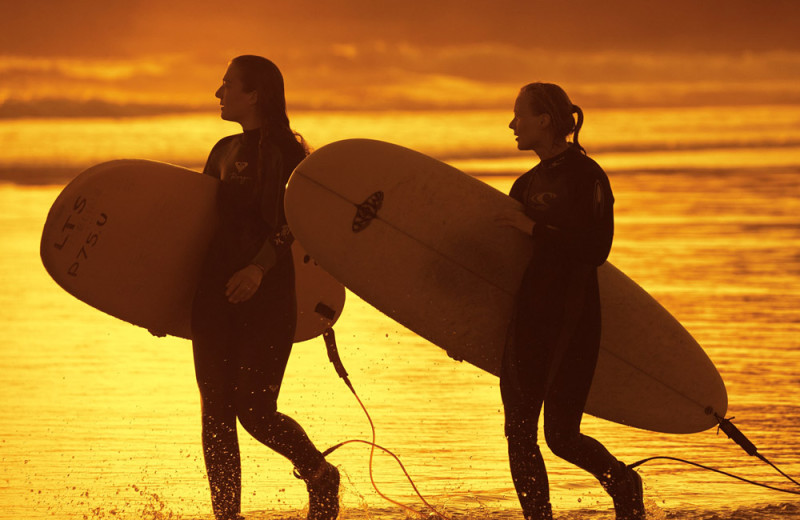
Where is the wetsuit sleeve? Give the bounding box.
[251,241,278,272]
[533,168,614,266]
[250,145,293,272]
[509,174,529,204]
[202,137,230,179]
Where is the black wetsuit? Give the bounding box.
[191,129,324,519]
[501,145,620,518]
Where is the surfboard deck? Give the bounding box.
[285,138,728,434]
[41,159,345,343]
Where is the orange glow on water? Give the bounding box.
[2,105,799,177]
[1,2,799,516]
[2,149,799,518]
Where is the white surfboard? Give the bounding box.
[40,159,345,343]
[284,139,728,434]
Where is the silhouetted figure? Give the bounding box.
[191,55,339,520]
[496,83,646,520]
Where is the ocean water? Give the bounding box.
[1,106,799,519]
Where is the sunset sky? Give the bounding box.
[2,0,799,115]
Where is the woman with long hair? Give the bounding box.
[191,55,339,520]
[496,82,646,520]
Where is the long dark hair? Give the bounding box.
[520,82,585,154]
[230,55,309,228]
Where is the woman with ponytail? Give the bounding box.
[496,83,645,520]
[191,55,339,520]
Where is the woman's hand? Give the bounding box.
[495,209,535,236]
[226,264,265,304]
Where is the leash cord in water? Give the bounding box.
[629,456,800,495]
[321,328,799,506]
[321,328,453,520]
[630,414,800,495]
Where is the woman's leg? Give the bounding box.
[233,283,340,520]
[541,276,645,519]
[500,294,558,520]
[233,285,326,476]
[192,285,243,520]
[500,387,552,520]
[542,273,618,480]
[542,324,619,481]
[199,394,242,520]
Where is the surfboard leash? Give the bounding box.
[629,414,800,495]
[714,414,800,490]
[320,329,799,503]
[320,327,455,520]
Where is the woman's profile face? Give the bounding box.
[509,92,548,151]
[215,63,258,125]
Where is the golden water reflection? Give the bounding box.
[1,158,799,518]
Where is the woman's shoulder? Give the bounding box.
[208,133,242,154]
[564,147,607,180]
[509,168,535,199]
[203,134,244,177]
[221,133,245,146]
[565,146,600,166]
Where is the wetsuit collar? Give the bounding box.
[242,127,261,144]
[539,147,572,170]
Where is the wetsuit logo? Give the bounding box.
[220,162,251,184]
[529,192,557,210]
[593,180,605,220]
